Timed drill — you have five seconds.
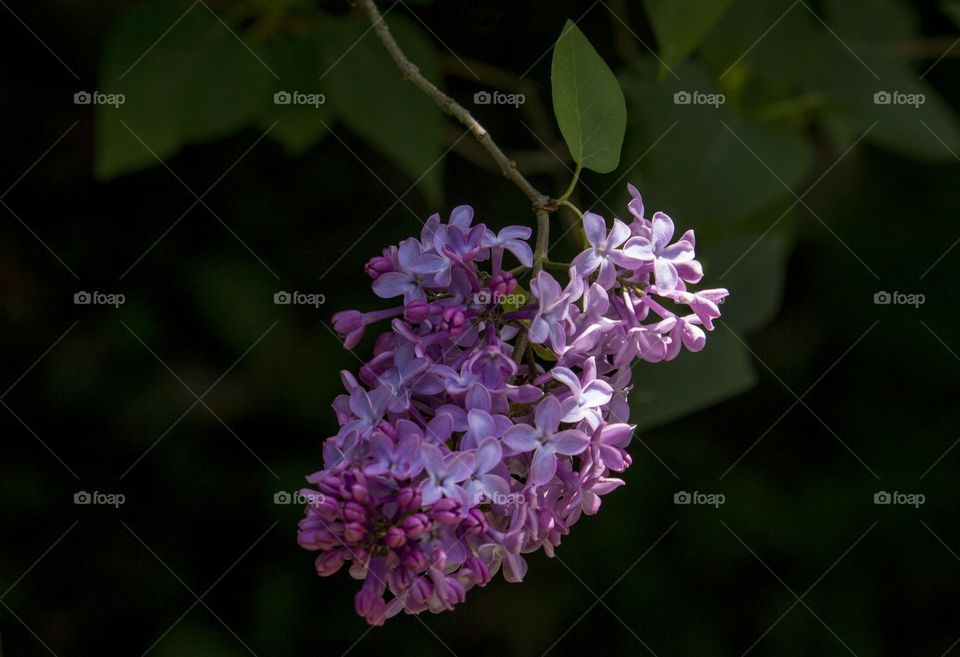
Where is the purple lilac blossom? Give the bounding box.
[301,185,729,624]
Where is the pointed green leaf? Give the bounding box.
[642,0,734,72]
[551,20,627,174]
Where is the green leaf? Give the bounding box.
[321,15,444,206]
[706,235,789,332]
[259,31,335,155]
[551,20,627,174]
[617,61,814,228]
[943,0,960,28]
[530,342,558,362]
[96,0,274,179]
[642,0,734,73]
[630,329,757,430]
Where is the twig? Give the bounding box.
[356,0,550,211]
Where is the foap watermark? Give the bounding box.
[673,90,725,108]
[273,90,326,108]
[274,490,325,505]
[74,90,125,108]
[274,291,326,308]
[873,90,925,108]
[474,490,525,507]
[473,290,527,306]
[473,90,525,108]
[874,290,925,308]
[74,490,126,508]
[674,490,725,508]
[874,490,925,508]
[74,290,125,308]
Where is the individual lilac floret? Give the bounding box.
[304,188,729,625]
[503,397,589,485]
[571,212,631,288]
[620,212,702,291]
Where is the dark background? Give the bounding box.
[1,0,959,655]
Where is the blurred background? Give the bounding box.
[1,0,959,655]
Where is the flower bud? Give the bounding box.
[432,498,461,526]
[404,300,430,323]
[343,522,367,543]
[402,512,431,539]
[385,526,407,549]
[397,487,421,511]
[364,255,392,280]
[314,550,345,577]
[440,307,466,335]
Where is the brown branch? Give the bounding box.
[355,0,551,211]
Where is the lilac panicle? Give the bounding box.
[302,185,729,624]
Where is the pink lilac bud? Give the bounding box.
[460,556,491,586]
[343,522,367,543]
[343,501,367,523]
[297,527,337,551]
[402,513,431,539]
[351,484,369,503]
[396,487,421,511]
[462,508,488,535]
[355,589,387,626]
[402,546,428,572]
[332,310,365,349]
[404,300,431,323]
[365,255,392,280]
[432,498,461,526]
[315,550,345,576]
[489,272,517,297]
[315,475,343,498]
[440,307,465,335]
[384,526,407,549]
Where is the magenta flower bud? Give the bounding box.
[385,526,407,549]
[397,487,421,511]
[404,300,431,323]
[332,310,366,349]
[432,498,461,526]
[462,508,488,535]
[402,512,431,539]
[355,589,387,626]
[343,522,367,543]
[402,546,428,572]
[461,556,491,586]
[489,272,517,297]
[350,484,368,503]
[297,527,337,551]
[314,550,345,577]
[440,307,466,335]
[343,501,367,523]
[364,255,393,280]
[437,575,466,609]
[409,577,433,607]
[316,475,343,497]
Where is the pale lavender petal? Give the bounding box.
[503,424,540,452]
[552,430,589,455]
[582,212,606,247]
[529,447,557,485]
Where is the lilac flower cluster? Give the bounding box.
[300,185,728,624]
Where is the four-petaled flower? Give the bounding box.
[572,212,631,288]
[503,397,589,485]
[621,212,702,291]
[419,443,474,505]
